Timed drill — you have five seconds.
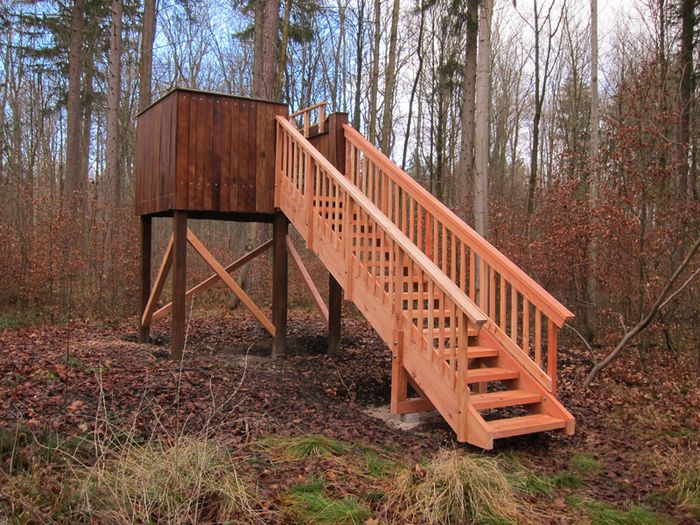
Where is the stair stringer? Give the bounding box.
[476,327,575,435]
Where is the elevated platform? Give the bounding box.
[135,90,576,449]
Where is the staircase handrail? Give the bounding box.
[275,115,488,329]
[342,124,574,328]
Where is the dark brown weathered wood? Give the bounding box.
[272,212,288,357]
[135,89,288,217]
[171,211,188,360]
[328,273,342,353]
[138,215,152,343]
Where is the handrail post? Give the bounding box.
[547,320,558,395]
[457,313,469,441]
[319,104,325,133]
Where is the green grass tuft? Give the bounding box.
[364,448,399,478]
[571,453,602,475]
[511,471,555,496]
[290,476,326,495]
[285,490,371,524]
[551,470,584,489]
[570,497,675,525]
[258,434,350,460]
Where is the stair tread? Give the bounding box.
[488,414,566,438]
[470,389,542,410]
[442,346,498,359]
[466,367,519,383]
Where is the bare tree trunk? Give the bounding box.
[352,0,365,130]
[368,0,381,143]
[64,0,85,211]
[138,0,157,112]
[585,0,599,338]
[107,0,122,207]
[379,0,400,155]
[401,0,425,170]
[456,0,478,220]
[677,0,694,198]
[473,0,492,237]
[275,0,293,101]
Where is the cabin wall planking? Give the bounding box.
[135,88,288,216]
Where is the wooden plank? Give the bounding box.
[138,216,152,342]
[466,367,519,383]
[286,236,329,325]
[229,99,240,212]
[186,95,197,210]
[395,397,435,414]
[171,212,188,360]
[548,320,558,395]
[487,414,566,438]
[328,273,342,353]
[175,91,190,209]
[272,213,288,357]
[187,229,275,336]
[141,235,173,327]
[152,239,272,321]
[470,390,542,411]
[238,100,257,212]
[213,97,230,211]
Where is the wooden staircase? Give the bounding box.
[275,108,575,449]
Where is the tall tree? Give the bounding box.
[525,0,564,217]
[586,0,599,336]
[676,0,695,197]
[138,0,157,112]
[252,0,281,99]
[64,0,85,210]
[456,0,478,219]
[473,0,493,237]
[368,0,381,143]
[379,0,400,155]
[107,0,123,206]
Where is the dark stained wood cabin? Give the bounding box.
[135,88,288,219]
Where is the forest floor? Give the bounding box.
[1,308,699,524]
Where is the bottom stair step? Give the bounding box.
[487,414,567,438]
[471,390,542,410]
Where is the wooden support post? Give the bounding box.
[139,215,152,343]
[328,274,342,353]
[171,211,187,360]
[390,330,408,414]
[272,213,288,357]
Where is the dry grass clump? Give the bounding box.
[673,463,700,519]
[384,449,521,525]
[75,435,260,524]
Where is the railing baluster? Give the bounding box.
[535,309,542,367]
[548,320,558,394]
[511,285,518,343]
[523,298,530,356]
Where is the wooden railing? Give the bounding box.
[275,115,487,438]
[289,102,327,138]
[343,125,574,394]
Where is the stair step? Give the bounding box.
[424,327,479,338]
[488,414,566,438]
[466,367,519,383]
[442,346,498,360]
[470,390,542,410]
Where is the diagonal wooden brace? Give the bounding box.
[152,239,272,321]
[141,235,174,327]
[286,236,329,326]
[186,229,276,336]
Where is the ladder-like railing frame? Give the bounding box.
[289,102,327,137]
[275,115,490,443]
[342,124,574,393]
